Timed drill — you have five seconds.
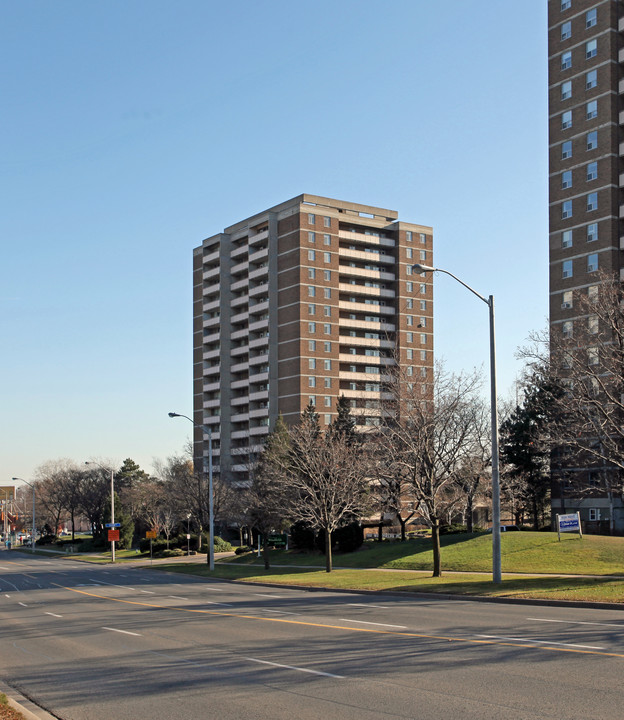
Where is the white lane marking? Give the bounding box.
[18,602,28,607]
[348,603,390,609]
[203,601,232,606]
[260,608,298,615]
[244,657,344,679]
[4,594,9,598]
[204,587,223,592]
[339,618,407,629]
[89,578,135,590]
[102,627,142,637]
[528,617,624,629]
[476,634,604,650]
[254,593,283,598]
[45,612,63,618]
[0,566,11,570]
[168,595,188,601]
[140,590,155,594]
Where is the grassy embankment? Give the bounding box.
[159,532,624,604]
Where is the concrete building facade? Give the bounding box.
[192,194,433,485]
[548,0,624,531]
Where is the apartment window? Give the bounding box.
[324,414,331,425]
[561,140,572,159]
[563,259,573,278]
[562,229,573,248]
[588,315,599,334]
[406,332,413,343]
[562,320,573,338]
[406,247,413,259]
[309,395,316,405]
[587,222,598,242]
[588,347,599,365]
[587,253,598,272]
[308,268,316,279]
[420,333,427,345]
[308,286,316,297]
[323,216,331,228]
[324,341,331,352]
[406,348,413,360]
[323,270,331,282]
[323,323,331,334]
[561,0,571,10]
[406,298,413,309]
[309,231,317,244]
[562,110,572,129]
[586,161,597,181]
[308,358,316,370]
[406,265,412,275]
[323,306,331,317]
[420,300,427,311]
[324,396,332,408]
[308,249,316,261]
[420,350,427,361]
[587,192,598,211]
[586,40,597,59]
[324,377,331,388]
[420,284,427,294]
[419,317,427,328]
[308,376,316,388]
[323,288,331,299]
[561,51,572,70]
[309,340,316,351]
[562,170,572,189]
[586,130,598,150]
[407,366,413,377]
[562,290,573,309]
[420,233,426,244]
[562,200,572,219]
[561,80,572,100]
[586,69,597,89]
[308,322,316,333]
[308,213,316,225]
[323,252,331,263]
[561,21,571,40]
[406,231,413,242]
[406,315,414,326]
[589,508,601,522]
[406,281,413,293]
[324,359,331,371]
[420,250,427,262]
[308,304,316,315]
[588,285,598,301]
[323,233,331,245]
[586,100,597,119]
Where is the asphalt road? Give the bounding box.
[1,551,623,720]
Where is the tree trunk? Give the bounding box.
[325,528,332,573]
[431,517,442,577]
[466,495,474,533]
[71,510,76,541]
[377,521,383,543]
[262,534,270,570]
[398,512,414,542]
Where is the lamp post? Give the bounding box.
[12,478,35,554]
[168,412,214,570]
[85,461,116,563]
[412,263,502,584]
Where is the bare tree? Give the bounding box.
[34,459,75,535]
[285,403,373,572]
[380,363,483,577]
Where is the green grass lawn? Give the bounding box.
[223,532,624,576]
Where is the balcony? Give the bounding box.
[338,229,395,249]
[338,317,396,332]
[338,246,394,264]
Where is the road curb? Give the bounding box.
[0,684,57,720]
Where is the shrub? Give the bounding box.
[440,524,468,535]
[335,522,364,553]
[37,534,58,546]
[290,522,316,550]
[235,545,252,555]
[213,536,233,552]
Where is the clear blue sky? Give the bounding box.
[1,0,548,483]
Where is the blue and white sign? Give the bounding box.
[105,523,121,528]
[556,512,582,539]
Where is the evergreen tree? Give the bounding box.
[328,394,359,445]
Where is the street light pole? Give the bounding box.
[85,461,115,563]
[168,412,214,570]
[412,263,502,584]
[12,478,35,554]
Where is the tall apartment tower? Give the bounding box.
[192,194,433,485]
[548,1,623,527]
[549,0,621,335]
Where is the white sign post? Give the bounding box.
[556,512,582,540]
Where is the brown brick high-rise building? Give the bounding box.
[548,0,624,531]
[192,194,433,485]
